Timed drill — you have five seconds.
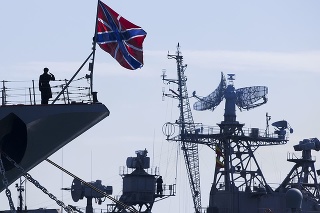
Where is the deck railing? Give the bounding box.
[190,123,289,141]
[0,77,92,105]
[119,166,160,176]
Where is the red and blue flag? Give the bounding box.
[96,0,147,70]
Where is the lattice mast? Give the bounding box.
[191,74,291,199]
[212,76,267,192]
[162,43,202,213]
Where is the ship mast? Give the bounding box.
[162,43,202,213]
[190,73,291,212]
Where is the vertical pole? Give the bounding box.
[61,148,64,213]
[64,79,70,104]
[24,179,27,211]
[19,178,23,213]
[89,0,100,95]
[61,84,66,104]
[2,80,5,106]
[1,82,3,106]
[29,88,32,105]
[32,80,36,105]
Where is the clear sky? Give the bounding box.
[1,1,320,212]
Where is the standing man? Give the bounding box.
[39,67,55,104]
[156,176,163,196]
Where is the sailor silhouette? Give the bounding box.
[156,176,163,196]
[39,67,55,104]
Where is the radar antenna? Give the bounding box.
[193,72,226,111]
[193,73,268,116]
[176,72,292,212]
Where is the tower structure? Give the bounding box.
[277,138,320,200]
[162,43,202,213]
[108,149,175,213]
[191,73,293,212]
[162,47,320,212]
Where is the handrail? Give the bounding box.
[0,77,92,106]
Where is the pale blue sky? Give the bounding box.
[1,1,320,212]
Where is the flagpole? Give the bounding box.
[89,0,100,96]
[51,51,94,104]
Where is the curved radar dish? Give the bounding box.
[272,120,288,129]
[272,120,293,133]
[193,72,227,111]
[235,86,268,110]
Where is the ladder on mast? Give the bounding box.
[162,43,202,213]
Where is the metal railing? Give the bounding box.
[119,166,160,176]
[287,152,316,162]
[0,77,92,106]
[191,123,289,140]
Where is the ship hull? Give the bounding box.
[0,103,109,192]
[207,190,320,213]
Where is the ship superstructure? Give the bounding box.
[162,44,320,213]
[106,149,175,213]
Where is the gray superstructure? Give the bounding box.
[162,44,320,213]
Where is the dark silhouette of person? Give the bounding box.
[39,67,55,104]
[156,176,163,196]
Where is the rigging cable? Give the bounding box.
[1,151,73,213]
[163,83,177,179]
[0,150,138,213]
[45,158,139,213]
[0,153,16,213]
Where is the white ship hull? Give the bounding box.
[0,103,109,192]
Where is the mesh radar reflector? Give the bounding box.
[193,72,268,113]
[235,86,268,110]
[193,72,226,111]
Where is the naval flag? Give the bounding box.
[96,0,147,70]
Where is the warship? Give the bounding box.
[161,44,320,213]
[1,0,317,211]
[0,48,110,210]
[1,42,319,213]
[0,0,164,212]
